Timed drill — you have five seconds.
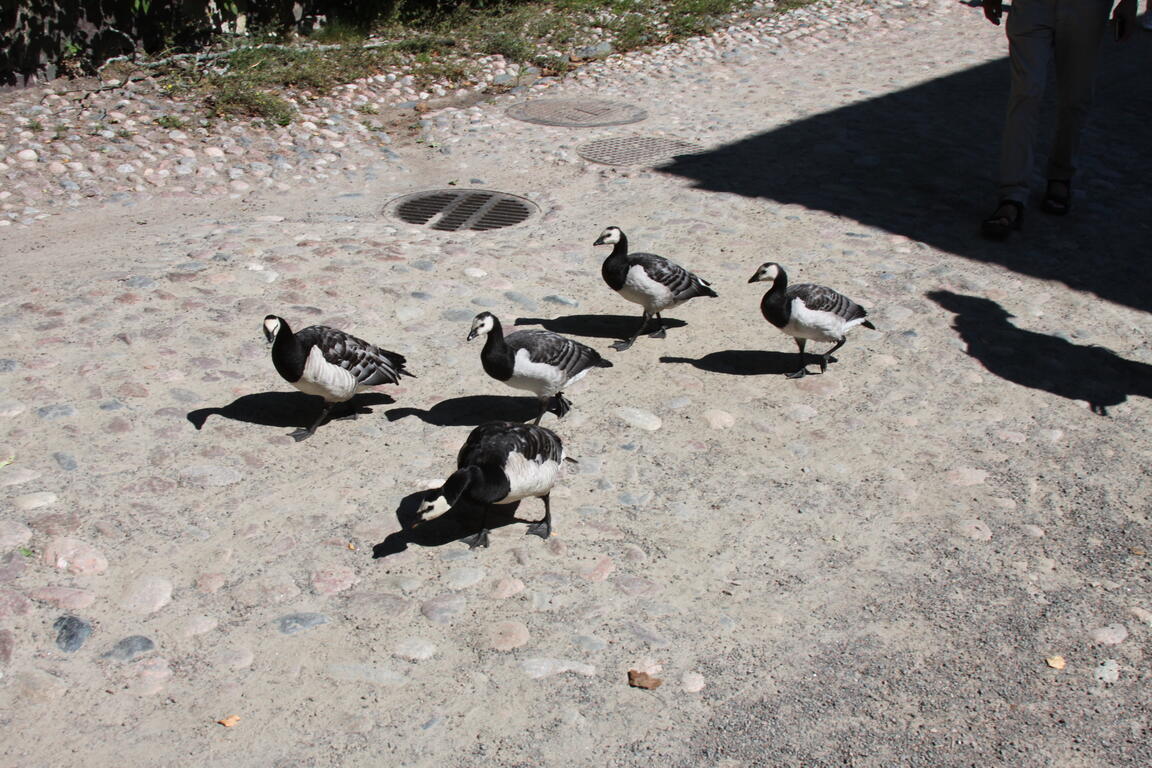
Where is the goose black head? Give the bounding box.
[416,466,481,519]
[263,314,284,343]
[593,226,623,247]
[467,312,497,342]
[748,262,782,285]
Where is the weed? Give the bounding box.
[207,83,296,126]
[477,30,536,62]
[27,120,43,131]
[116,128,132,138]
[155,115,187,129]
[357,104,380,115]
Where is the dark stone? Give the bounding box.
[0,359,19,372]
[53,452,78,471]
[102,635,155,661]
[276,612,329,635]
[36,404,75,420]
[54,616,93,653]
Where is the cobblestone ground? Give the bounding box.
[1,2,1150,767]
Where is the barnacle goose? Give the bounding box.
[468,312,612,424]
[593,226,718,351]
[418,421,567,548]
[263,314,413,440]
[748,263,876,378]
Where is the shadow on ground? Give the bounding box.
[385,395,542,426]
[372,490,525,557]
[514,313,687,339]
[187,391,394,430]
[660,349,801,375]
[929,290,1152,414]
[659,31,1152,312]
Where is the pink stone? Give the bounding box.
[28,512,82,536]
[489,577,525,599]
[232,572,300,606]
[119,574,173,613]
[196,573,227,593]
[583,556,615,582]
[26,586,96,610]
[613,576,660,596]
[43,537,108,575]
[127,657,172,695]
[957,519,993,541]
[117,382,149,398]
[0,628,13,665]
[0,588,33,618]
[947,467,988,486]
[0,520,32,548]
[311,566,360,595]
[487,621,530,651]
[1091,624,1128,646]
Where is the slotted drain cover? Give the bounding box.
[387,189,537,232]
[506,98,647,127]
[577,136,705,166]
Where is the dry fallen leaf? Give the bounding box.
[347,543,357,551]
[1046,655,1066,670]
[216,715,241,727]
[627,670,663,690]
[1130,546,1147,556]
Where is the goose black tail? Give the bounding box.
[862,320,877,330]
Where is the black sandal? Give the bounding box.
[981,200,1024,240]
[1041,179,1071,216]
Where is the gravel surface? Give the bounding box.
[1,0,1150,766]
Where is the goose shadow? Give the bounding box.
[661,350,801,376]
[385,395,542,427]
[928,290,1152,415]
[187,391,394,430]
[514,314,686,340]
[372,490,525,557]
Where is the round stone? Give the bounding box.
[43,538,108,575]
[614,406,662,431]
[490,577,525,598]
[13,492,57,511]
[487,620,530,651]
[421,594,467,623]
[680,671,706,692]
[956,519,992,541]
[1094,659,1120,683]
[947,467,988,486]
[703,409,735,429]
[1090,624,1128,645]
[119,575,173,614]
[180,615,218,637]
[54,615,93,652]
[103,635,155,661]
[311,566,360,595]
[446,566,486,589]
[393,637,437,661]
[0,589,33,618]
[27,586,96,610]
[0,520,32,549]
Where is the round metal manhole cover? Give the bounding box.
[577,136,705,166]
[386,189,537,232]
[506,98,647,127]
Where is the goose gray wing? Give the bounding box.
[460,422,565,466]
[632,253,718,300]
[297,325,412,385]
[506,329,613,377]
[788,284,868,322]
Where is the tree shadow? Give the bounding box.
[658,31,1152,313]
[385,395,541,427]
[514,314,686,340]
[928,290,1152,415]
[187,391,394,430]
[372,490,526,557]
[661,350,800,376]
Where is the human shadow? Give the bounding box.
[187,391,394,430]
[372,489,525,557]
[385,395,540,427]
[659,28,1152,313]
[514,314,686,340]
[928,291,1152,415]
[661,350,799,376]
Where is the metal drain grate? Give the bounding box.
[387,190,537,232]
[506,98,647,127]
[577,136,705,166]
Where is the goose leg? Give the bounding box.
[525,495,552,540]
[290,401,335,441]
[612,312,651,351]
[786,338,810,379]
[460,506,491,549]
[533,398,547,425]
[647,313,667,339]
[819,339,847,374]
[330,400,359,422]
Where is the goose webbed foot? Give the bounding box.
[551,393,572,419]
[460,529,491,549]
[647,328,667,339]
[818,340,845,374]
[611,338,636,351]
[785,367,811,380]
[524,497,552,540]
[290,402,334,441]
[289,427,317,441]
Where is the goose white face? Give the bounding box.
[593,226,622,246]
[263,315,282,342]
[467,312,495,341]
[417,491,452,520]
[748,262,780,285]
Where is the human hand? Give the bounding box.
[1113,0,1136,42]
[982,0,1004,25]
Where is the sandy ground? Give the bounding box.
[1,2,1150,767]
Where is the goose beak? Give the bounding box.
[466,328,479,341]
[747,273,760,284]
[593,235,607,246]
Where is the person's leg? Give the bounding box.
[997,0,1057,205]
[1046,0,1112,186]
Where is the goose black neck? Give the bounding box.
[271,318,307,381]
[467,463,511,505]
[480,317,513,381]
[760,269,790,328]
[601,235,630,290]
